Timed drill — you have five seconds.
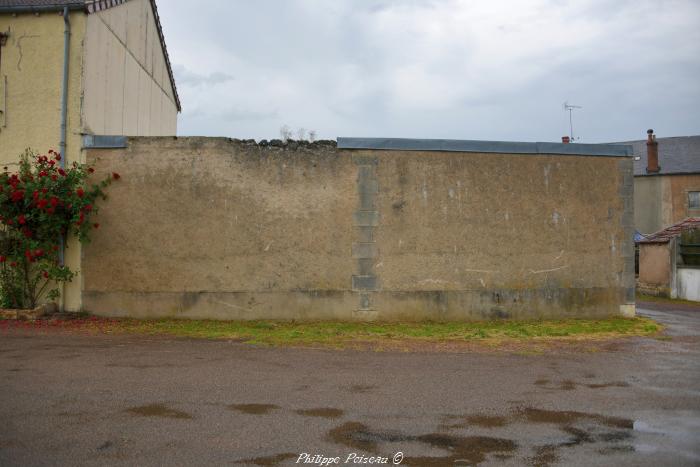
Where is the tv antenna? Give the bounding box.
[563,101,582,141]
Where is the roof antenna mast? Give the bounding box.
[563,101,582,141]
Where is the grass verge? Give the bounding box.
[1,315,661,350]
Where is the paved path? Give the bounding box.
[1,306,699,466]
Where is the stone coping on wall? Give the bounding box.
[338,137,633,157]
[83,134,633,158]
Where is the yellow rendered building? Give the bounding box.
[0,0,180,310]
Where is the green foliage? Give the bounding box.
[0,149,118,309]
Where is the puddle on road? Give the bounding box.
[441,414,509,429]
[234,452,297,465]
[349,384,377,393]
[327,422,516,465]
[521,408,635,465]
[328,422,410,453]
[521,408,633,429]
[228,403,279,415]
[126,403,192,419]
[296,408,344,419]
[408,434,517,465]
[97,440,113,451]
[586,382,629,389]
[559,380,577,390]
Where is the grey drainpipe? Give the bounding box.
[58,6,70,310]
[59,6,70,169]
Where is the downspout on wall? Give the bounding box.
[59,6,70,168]
[58,6,70,310]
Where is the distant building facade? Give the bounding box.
[622,130,700,234]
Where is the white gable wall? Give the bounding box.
[82,0,177,136]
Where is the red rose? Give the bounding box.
[58,168,66,176]
[84,204,92,212]
[112,172,121,180]
[10,262,17,267]
[93,223,100,229]
[76,188,84,198]
[39,170,48,177]
[55,154,61,161]
[43,271,49,279]
[46,207,55,215]
[51,175,58,181]
[48,160,55,166]
[50,197,59,207]
[37,199,48,209]
[41,188,48,194]
[34,249,44,257]
[88,168,95,174]
[18,215,26,225]
[11,190,24,202]
[0,256,6,263]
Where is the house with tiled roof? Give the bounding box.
[637,218,700,301]
[0,0,179,311]
[618,130,700,234]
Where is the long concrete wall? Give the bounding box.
[82,137,635,321]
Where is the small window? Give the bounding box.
[689,192,700,209]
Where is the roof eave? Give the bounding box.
[0,4,85,13]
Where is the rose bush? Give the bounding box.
[0,149,118,309]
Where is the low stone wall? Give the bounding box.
[81,136,635,321]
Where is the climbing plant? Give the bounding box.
[0,149,119,309]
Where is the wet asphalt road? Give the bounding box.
[1,306,699,467]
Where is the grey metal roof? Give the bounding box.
[0,0,181,112]
[613,135,700,176]
[338,137,632,157]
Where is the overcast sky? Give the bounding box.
[157,0,700,143]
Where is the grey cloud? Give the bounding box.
[157,0,700,142]
[173,64,235,87]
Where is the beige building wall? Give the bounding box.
[1,2,178,312]
[82,137,635,321]
[0,11,86,167]
[82,0,177,136]
[638,243,671,295]
[635,174,700,234]
[0,11,87,311]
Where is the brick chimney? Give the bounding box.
[562,136,570,144]
[646,129,660,173]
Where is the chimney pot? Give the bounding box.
[646,129,660,173]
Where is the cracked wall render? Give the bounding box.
[82,137,634,321]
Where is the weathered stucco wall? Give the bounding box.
[637,243,671,296]
[82,137,634,321]
[635,174,700,234]
[82,0,178,136]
